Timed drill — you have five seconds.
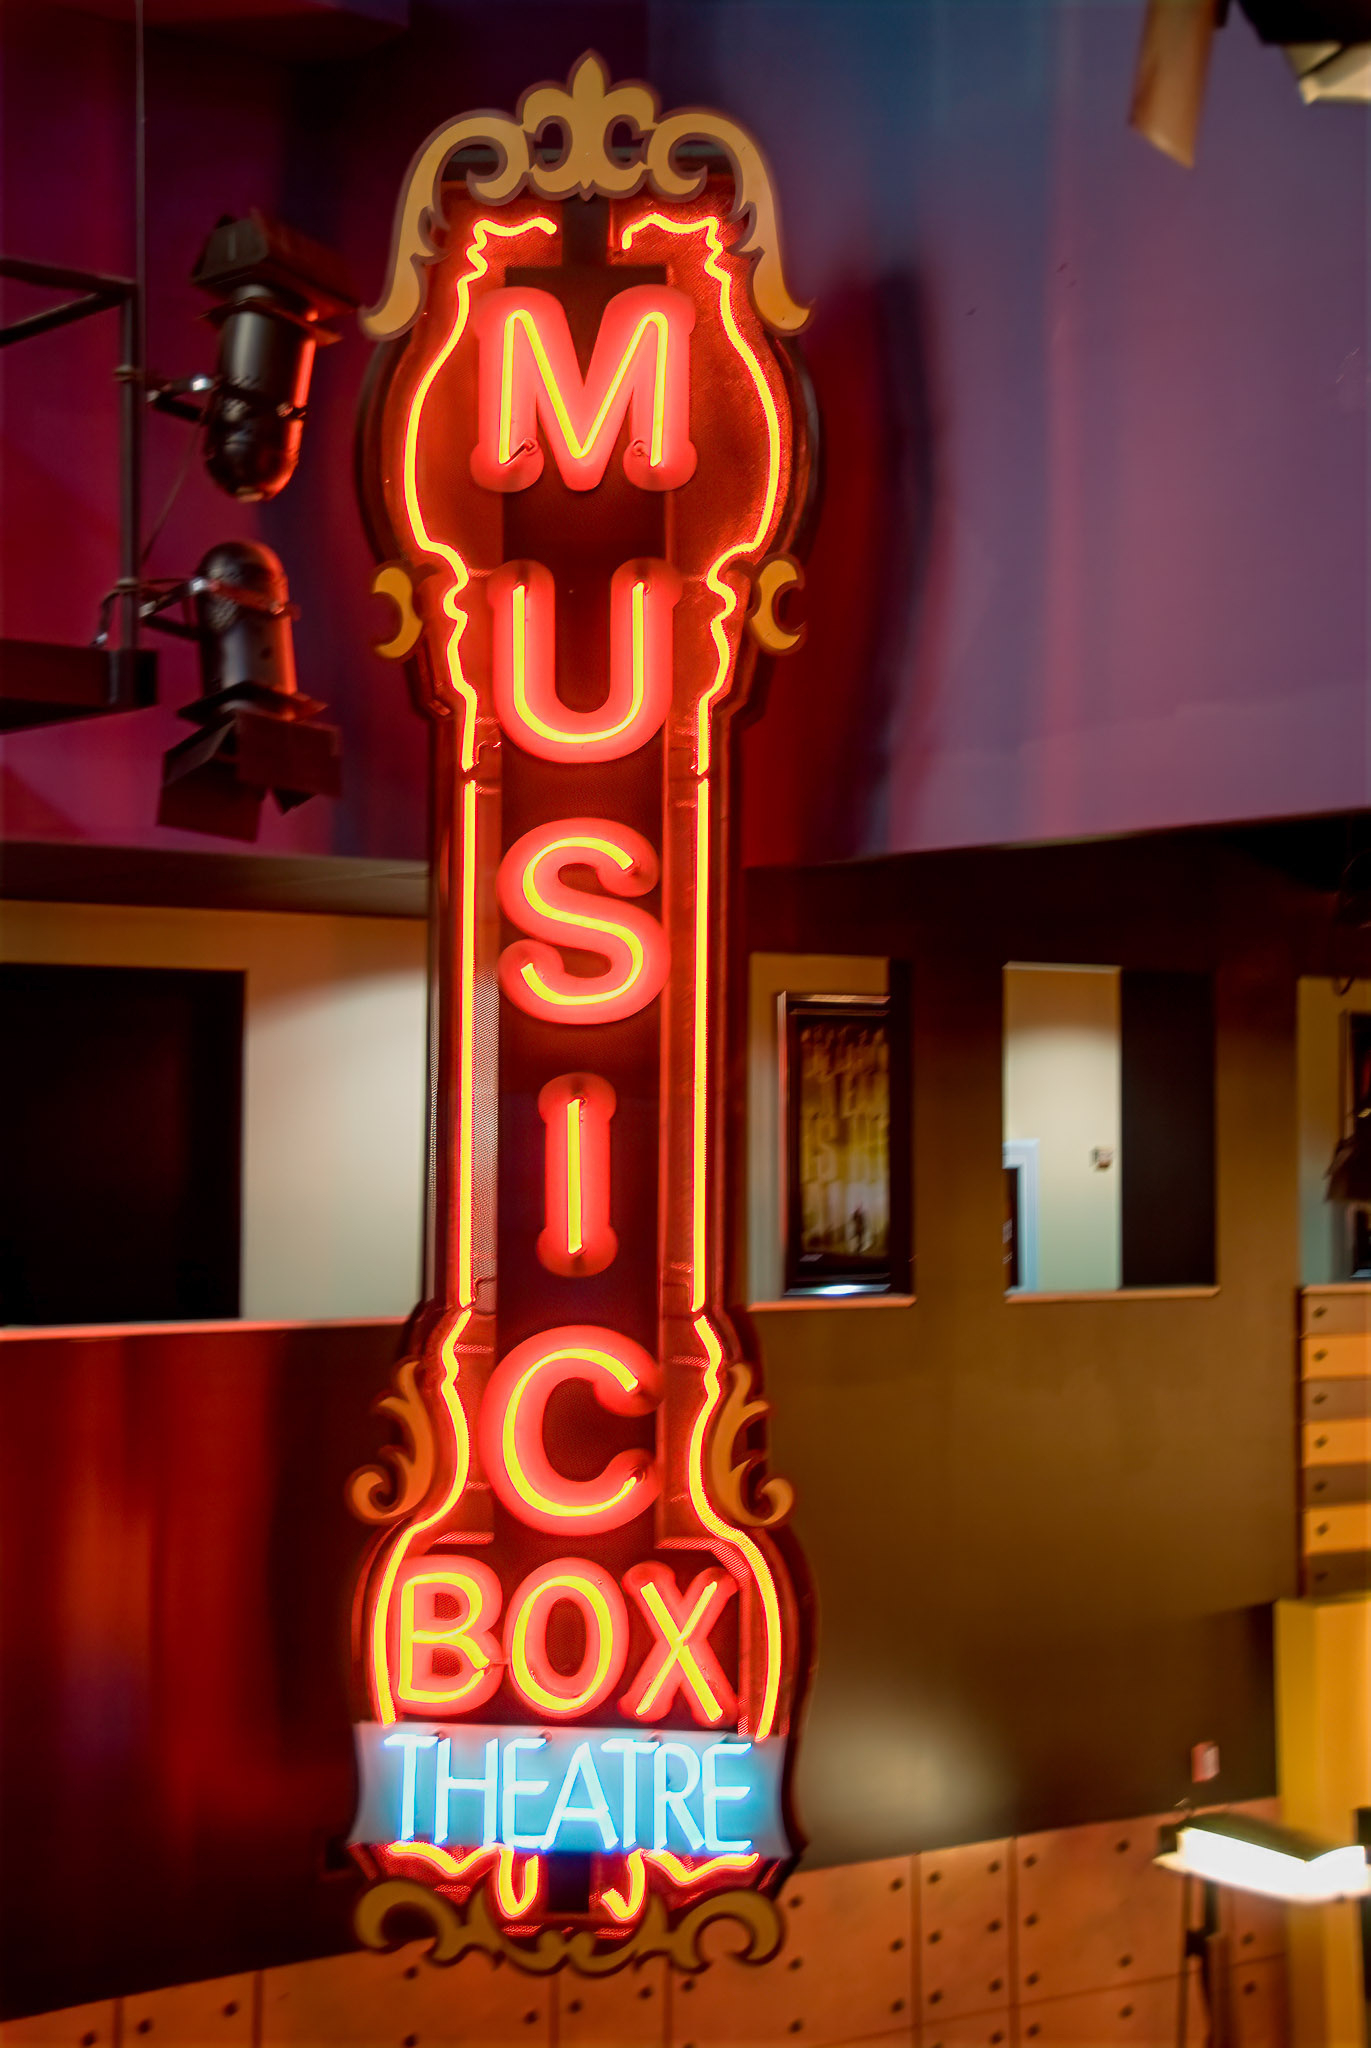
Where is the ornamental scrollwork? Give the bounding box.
[354,1877,784,1976]
[361,51,808,343]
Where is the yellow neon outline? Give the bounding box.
[387,1842,493,1880]
[601,1849,647,1923]
[690,1316,783,1739]
[401,214,556,771]
[619,213,783,774]
[509,1570,621,1715]
[501,1344,646,1522]
[497,308,673,470]
[494,1850,541,1918]
[518,833,648,1009]
[634,1577,725,1722]
[369,1309,473,1723]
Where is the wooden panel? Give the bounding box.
[1300,1334,1371,1379]
[260,1943,552,2047]
[1303,1503,1371,1552]
[1301,1289,1371,1338]
[1018,1977,1190,2045]
[0,2005,117,2046]
[1303,1417,1371,1464]
[669,1858,914,2047]
[1231,1957,1288,2048]
[1015,1816,1182,2002]
[559,1961,667,2048]
[121,1974,255,2047]
[916,1841,1011,2029]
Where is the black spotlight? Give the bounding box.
[158,540,340,842]
[191,211,357,502]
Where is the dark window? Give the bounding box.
[1119,970,1216,1288]
[0,963,243,1324]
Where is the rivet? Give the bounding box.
[1024,1854,1037,1867]
[988,1919,1001,1932]
[1241,1933,1254,1946]
[928,1870,941,1883]
[890,1938,904,1952]
[682,1979,695,1993]
[222,2006,239,2019]
[403,2035,418,2047]
[990,1979,1002,1993]
[81,2036,98,2046]
[1120,1954,1132,1967]
[791,1894,804,1907]
[891,2000,905,2014]
[788,1958,803,1971]
[137,2026,152,2037]
[929,1990,943,2004]
[788,2023,802,2035]
[1120,2007,1133,2020]
[1027,1972,1039,1986]
[523,2013,537,2026]
[1025,1913,1038,1926]
[1245,1982,1257,1996]
[1028,2028,1041,2040]
[988,1859,1000,1873]
[568,2001,581,2014]
[890,1876,904,1891]
[1115,1839,1130,1853]
[638,1987,652,2000]
[929,1930,942,1943]
[404,1969,419,1982]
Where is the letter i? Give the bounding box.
[537,1074,617,1276]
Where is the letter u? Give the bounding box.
[489,558,681,764]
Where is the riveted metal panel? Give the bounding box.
[121,1974,256,2048]
[1015,1817,1182,2003]
[0,2004,117,2046]
[558,1961,667,2048]
[259,1944,552,2048]
[915,1841,1011,2030]
[668,1859,915,2048]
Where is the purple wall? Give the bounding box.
[1,1,1365,866]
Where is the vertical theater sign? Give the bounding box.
[348,54,814,1970]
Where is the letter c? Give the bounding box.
[480,1326,662,1535]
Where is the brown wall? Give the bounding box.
[740,833,1324,1864]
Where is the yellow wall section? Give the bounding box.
[1003,965,1121,1293]
[1276,1593,1371,2048]
[0,900,427,1321]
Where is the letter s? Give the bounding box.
[496,820,669,1026]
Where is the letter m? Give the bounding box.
[471,285,696,494]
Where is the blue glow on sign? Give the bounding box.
[350,1721,788,1857]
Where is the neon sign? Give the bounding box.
[349,52,814,1972]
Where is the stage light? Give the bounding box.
[186,211,357,502]
[156,540,339,842]
[1156,1811,1371,1904]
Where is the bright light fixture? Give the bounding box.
[1156,1812,1371,1904]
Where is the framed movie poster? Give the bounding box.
[781,990,909,1294]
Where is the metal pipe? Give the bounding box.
[119,286,141,662]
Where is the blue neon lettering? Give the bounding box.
[383,1730,438,1841]
[702,1739,754,1853]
